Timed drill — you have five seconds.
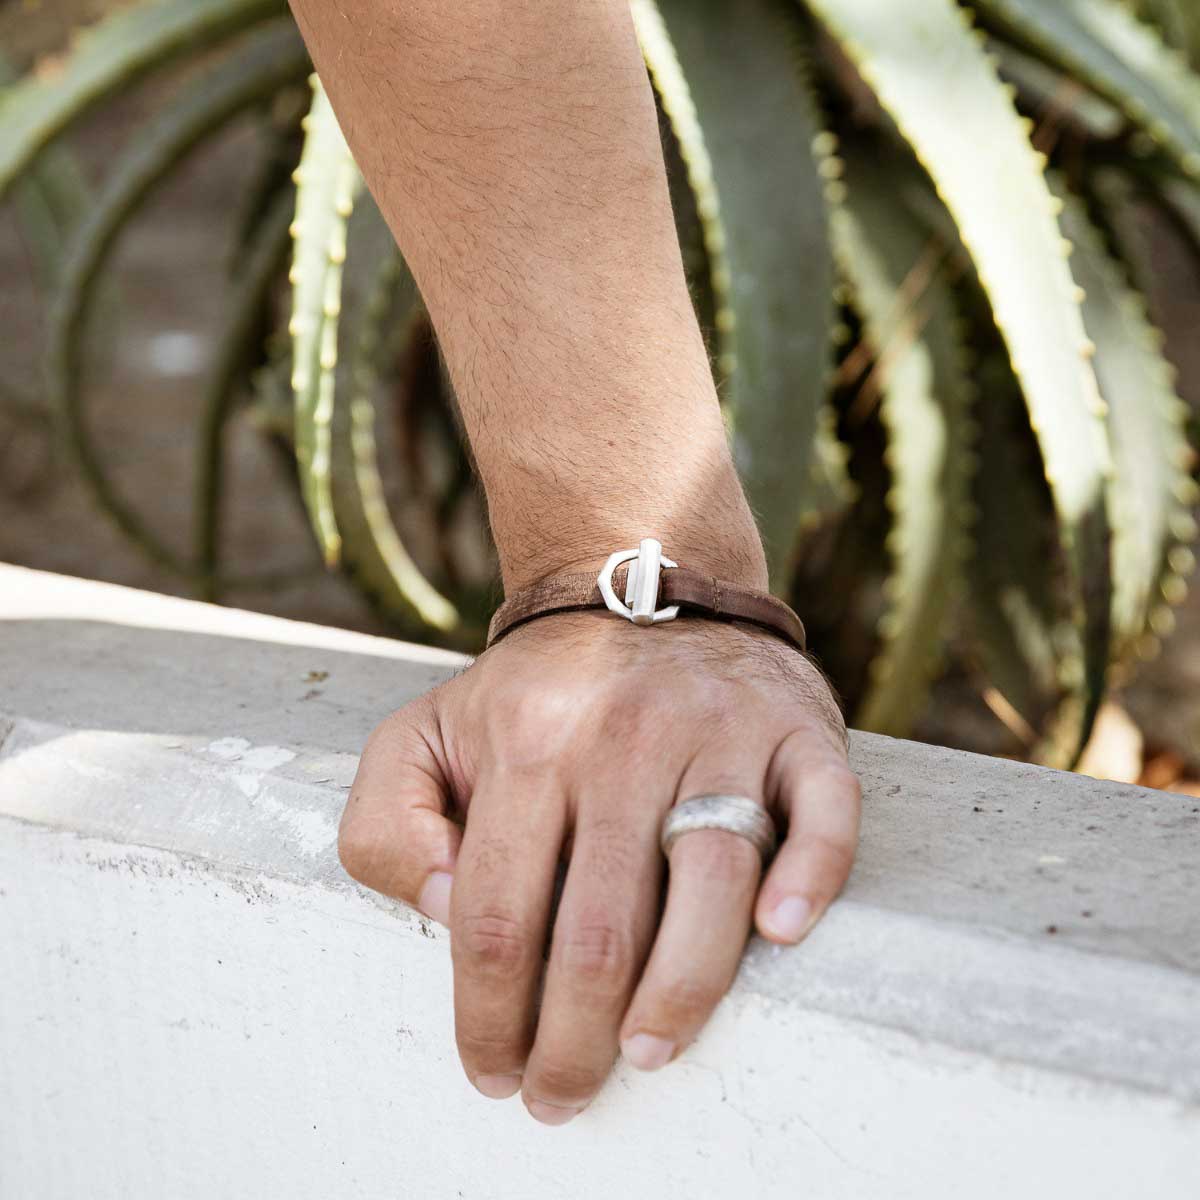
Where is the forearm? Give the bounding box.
[288,0,767,591]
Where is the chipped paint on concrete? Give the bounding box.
[206,738,297,773]
[251,791,338,858]
[206,736,253,761]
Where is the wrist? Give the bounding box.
[486,528,808,659]
[501,532,763,592]
[488,466,769,593]
[496,524,768,595]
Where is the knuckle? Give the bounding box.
[656,975,722,1024]
[505,682,582,730]
[557,921,635,994]
[675,827,761,884]
[807,752,856,785]
[336,817,379,884]
[457,911,538,976]
[579,817,639,880]
[485,682,592,771]
[527,1059,603,1104]
[594,683,677,747]
[810,834,857,880]
[694,692,744,735]
[846,771,864,810]
[364,696,428,755]
[456,1026,526,1070]
[802,760,860,807]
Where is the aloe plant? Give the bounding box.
[4,0,1199,766]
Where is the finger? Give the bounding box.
[339,692,462,925]
[618,745,765,1073]
[755,723,862,944]
[521,797,664,1125]
[451,772,567,1101]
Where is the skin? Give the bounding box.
[289,0,862,1125]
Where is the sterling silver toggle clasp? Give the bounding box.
[597,537,679,626]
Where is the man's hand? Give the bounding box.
[340,611,860,1125]
[290,0,864,1125]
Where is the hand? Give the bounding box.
[339,610,861,1125]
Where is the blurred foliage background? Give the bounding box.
[2,0,1200,784]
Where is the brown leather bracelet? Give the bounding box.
[486,538,807,653]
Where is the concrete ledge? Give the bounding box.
[1,564,1197,1198]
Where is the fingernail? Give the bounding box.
[474,1073,522,1100]
[417,870,453,926]
[766,895,813,942]
[621,1033,675,1071]
[527,1099,583,1126]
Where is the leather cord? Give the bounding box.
[486,565,807,653]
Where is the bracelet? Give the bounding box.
[486,537,807,653]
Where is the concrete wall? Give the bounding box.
[1,565,1197,1198]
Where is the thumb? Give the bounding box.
[339,690,463,926]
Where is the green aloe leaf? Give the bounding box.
[47,22,309,577]
[334,212,459,633]
[632,0,835,584]
[967,352,1062,738]
[974,0,1200,179]
[11,157,90,291]
[0,54,89,289]
[1054,180,1194,657]
[800,403,856,528]
[1128,0,1197,62]
[831,157,975,736]
[1159,175,1200,252]
[1128,1,1197,61]
[194,190,295,598]
[804,0,1112,764]
[0,0,286,199]
[989,41,1125,142]
[289,76,360,567]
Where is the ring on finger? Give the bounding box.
[660,794,777,864]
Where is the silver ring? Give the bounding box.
[660,794,777,864]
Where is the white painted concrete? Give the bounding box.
[1,564,1198,1198]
